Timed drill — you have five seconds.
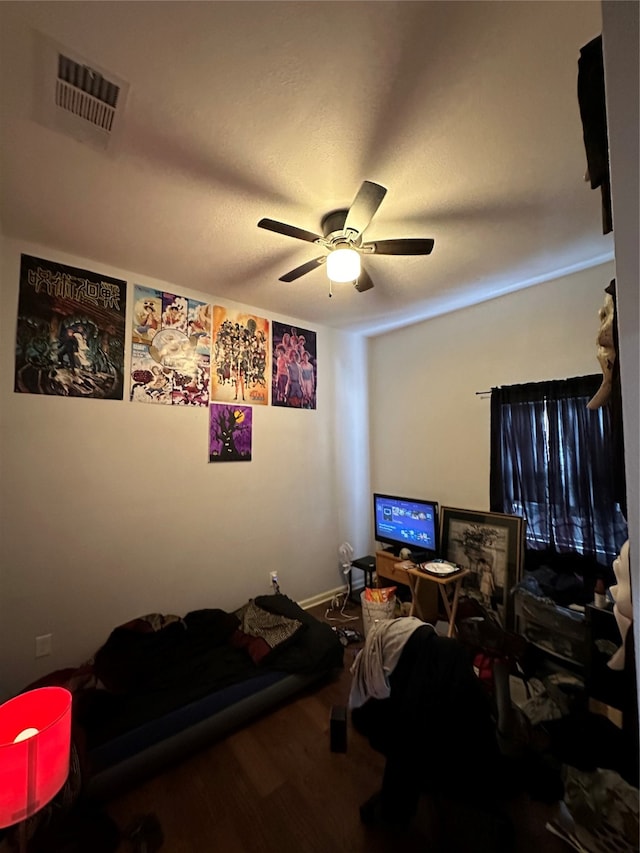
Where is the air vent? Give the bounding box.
[34,31,129,151]
[56,54,120,132]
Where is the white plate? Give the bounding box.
[419,561,460,576]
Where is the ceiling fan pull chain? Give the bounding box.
[328,280,333,298]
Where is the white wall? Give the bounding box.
[602,0,640,680]
[331,332,371,558]
[0,236,369,698]
[368,261,615,513]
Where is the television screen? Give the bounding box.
[373,493,439,556]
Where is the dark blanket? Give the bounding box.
[75,596,342,749]
[252,594,344,674]
[351,625,502,821]
[92,609,240,694]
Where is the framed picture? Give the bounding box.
[440,507,525,629]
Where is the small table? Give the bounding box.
[349,555,376,602]
[395,561,470,638]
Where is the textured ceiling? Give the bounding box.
[0,1,613,335]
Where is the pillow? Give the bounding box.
[237,600,302,649]
[229,629,271,665]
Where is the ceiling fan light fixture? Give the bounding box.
[326,246,360,283]
[259,180,434,292]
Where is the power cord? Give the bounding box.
[325,591,358,622]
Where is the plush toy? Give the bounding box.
[587,291,616,410]
[608,539,632,671]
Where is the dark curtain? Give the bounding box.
[490,375,627,563]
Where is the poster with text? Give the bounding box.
[14,254,127,399]
[271,321,317,409]
[209,403,252,462]
[210,306,269,405]
[130,285,211,406]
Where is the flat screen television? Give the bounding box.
[373,493,439,557]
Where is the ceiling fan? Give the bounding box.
[257,181,435,293]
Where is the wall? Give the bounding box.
[602,0,640,677]
[0,236,369,698]
[368,261,615,515]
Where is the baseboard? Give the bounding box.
[299,584,352,610]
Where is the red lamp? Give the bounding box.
[0,687,72,853]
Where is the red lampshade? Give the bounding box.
[0,686,72,828]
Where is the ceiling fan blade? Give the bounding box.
[258,218,322,244]
[362,238,435,255]
[343,181,387,236]
[354,266,375,293]
[279,256,326,282]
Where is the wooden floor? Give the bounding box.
[104,598,572,853]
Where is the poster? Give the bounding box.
[14,254,127,399]
[130,285,211,406]
[271,321,317,409]
[209,403,252,462]
[210,307,269,405]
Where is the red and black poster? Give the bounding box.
[14,254,127,399]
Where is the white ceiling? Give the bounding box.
[0,1,613,335]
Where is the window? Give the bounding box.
[490,375,627,564]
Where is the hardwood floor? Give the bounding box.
[104,598,571,853]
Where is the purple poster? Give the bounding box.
[209,404,252,462]
[271,321,317,409]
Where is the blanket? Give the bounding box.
[351,625,502,820]
[28,596,342,751]
[349,617,426,709]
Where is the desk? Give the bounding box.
[375,551,438,622]
[395,562,470,638]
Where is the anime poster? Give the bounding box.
[14,254,126,398]
[130,285,211,406]
[209,403,252,462]
[271,321,317,409]
[210,307,269,405]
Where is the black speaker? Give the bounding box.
[330,705,347,753]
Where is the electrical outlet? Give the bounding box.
[35,634,52,658]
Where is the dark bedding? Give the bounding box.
[73,594,342,750]
[251,594,344,674]
[19,594,342,803]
